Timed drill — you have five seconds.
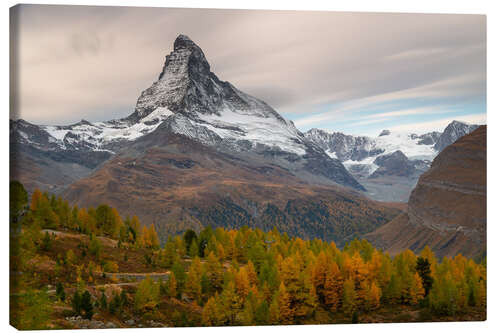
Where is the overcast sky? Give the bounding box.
[11,4,486,136]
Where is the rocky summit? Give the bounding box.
[433,120,479,152]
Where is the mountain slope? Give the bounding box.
[365,126,486,259]
[64,129,399,244]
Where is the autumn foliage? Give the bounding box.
[10,183,487,328]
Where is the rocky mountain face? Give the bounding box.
[304,129,383,161]
[305,123,478,202]
[10,35,405,244]
[365,126,486,259]
[370,150,419,178]
[433,120,479,152]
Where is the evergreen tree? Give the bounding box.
[55,282,66,301]
[72,290,82,315]
[183,229,197,254]
[189,239,199,258]
[80,290,94,319]
[99,292,107,310]
[10,180,28,224]
[416,257,434,297]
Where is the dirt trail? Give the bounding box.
[41,229,118,247]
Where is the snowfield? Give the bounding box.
[40,107,174,151]
[197,108,307,155]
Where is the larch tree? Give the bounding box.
[342,278,357,316]
[185,257,203,302]
[366,281,381,311]
[323,261,343,311]
[277,282,293,324]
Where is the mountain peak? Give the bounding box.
[449,120,467,126]
[433,120,479,152]
[173,34,198,51]
[379,129,391,137]
[157,34,210,81]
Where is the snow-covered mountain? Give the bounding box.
[434,120,479,152]
[305,122,477,179]
[27,35,306,157]
[11,34,363,192]
[305,122,478,201]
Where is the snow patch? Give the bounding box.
[40,107,174,150]
[197,108,306,155]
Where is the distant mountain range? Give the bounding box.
[305,120,479,201]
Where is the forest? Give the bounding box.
[9,181,486,329]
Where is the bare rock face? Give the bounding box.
[371,150,416,178]
[434,120,479,152]
[304,129,382,162]
[365,126,486,259]
[131,34,286,122]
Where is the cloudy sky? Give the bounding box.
[11,4,486,136]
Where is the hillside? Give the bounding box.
[63,131,400,245]
[365,126,486,259]
[10,183,486,329]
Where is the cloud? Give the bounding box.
[293,73,485,128]
[388,113,487,134]
[383,47,449,61]
[11,5,486,134]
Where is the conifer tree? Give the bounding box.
[205,252,224,294]
[366,281,381,311]
[278,282,293,324]
[342,278,357,316]
[148,224,160,249]
[202,296,220,326]
[135,277,160,311]
[167,274,177,298]
[185,257,203,302]
[80,290,94,319]
[416,257,434,297]
[10,180,28,224]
